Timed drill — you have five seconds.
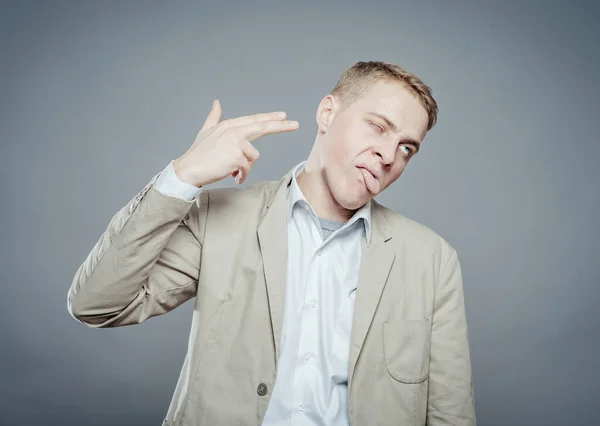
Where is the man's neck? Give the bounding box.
[296,167,355,222]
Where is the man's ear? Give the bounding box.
[316,95,336,133]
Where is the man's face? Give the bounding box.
[316,80,430,211]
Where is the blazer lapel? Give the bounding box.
[348,202,396,392]
[256,168,295,365]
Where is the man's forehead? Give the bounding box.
[361,87,427,130]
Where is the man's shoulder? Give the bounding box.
[202,177,281,210]
[373,199,456,257]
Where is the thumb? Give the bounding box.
[200,99,222,132]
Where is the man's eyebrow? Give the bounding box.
[366,111,421,153]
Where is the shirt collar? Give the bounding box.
[286,160,372,246]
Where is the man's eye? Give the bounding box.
[399,145,412,155]
[370,122,383,132]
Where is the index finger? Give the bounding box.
[244,120,300,141]
[221,111,288,129]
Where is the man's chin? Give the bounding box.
[335,191,371,211]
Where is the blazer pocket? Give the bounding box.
[383,318,431,384]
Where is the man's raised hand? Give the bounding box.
[173,99,299,187]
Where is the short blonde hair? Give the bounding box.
[330,61,438,131]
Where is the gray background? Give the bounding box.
[1,1,598,425]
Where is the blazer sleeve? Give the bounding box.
[426,247,477,425]
[66,169,208,328]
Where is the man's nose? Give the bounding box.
[373,145,395,166]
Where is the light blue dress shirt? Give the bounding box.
[154,160,372,425]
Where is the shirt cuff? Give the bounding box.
[153,160,203,202]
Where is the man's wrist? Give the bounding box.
[173,157,202,188]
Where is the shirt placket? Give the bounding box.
[291,207,326,424]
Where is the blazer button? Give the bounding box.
[257,383,268,396]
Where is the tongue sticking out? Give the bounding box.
[360,168,381,194]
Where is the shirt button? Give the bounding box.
[257,383,268,396]
[316,249,322,256]
[298,403,306,412]
[303,353,312,362]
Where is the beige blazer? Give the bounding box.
[68,164,476,426]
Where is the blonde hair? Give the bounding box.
[330,61,438,131]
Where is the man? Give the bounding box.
[67,61,476,425]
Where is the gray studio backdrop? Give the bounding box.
[1,1,598,425]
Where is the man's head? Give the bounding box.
[298,61,438,221]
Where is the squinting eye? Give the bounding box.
[370,122,383,132]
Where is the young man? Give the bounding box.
[68,61,476,425]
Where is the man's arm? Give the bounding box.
[67,162,207,328]
[427,247,476,425]
[67,100,299,328]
